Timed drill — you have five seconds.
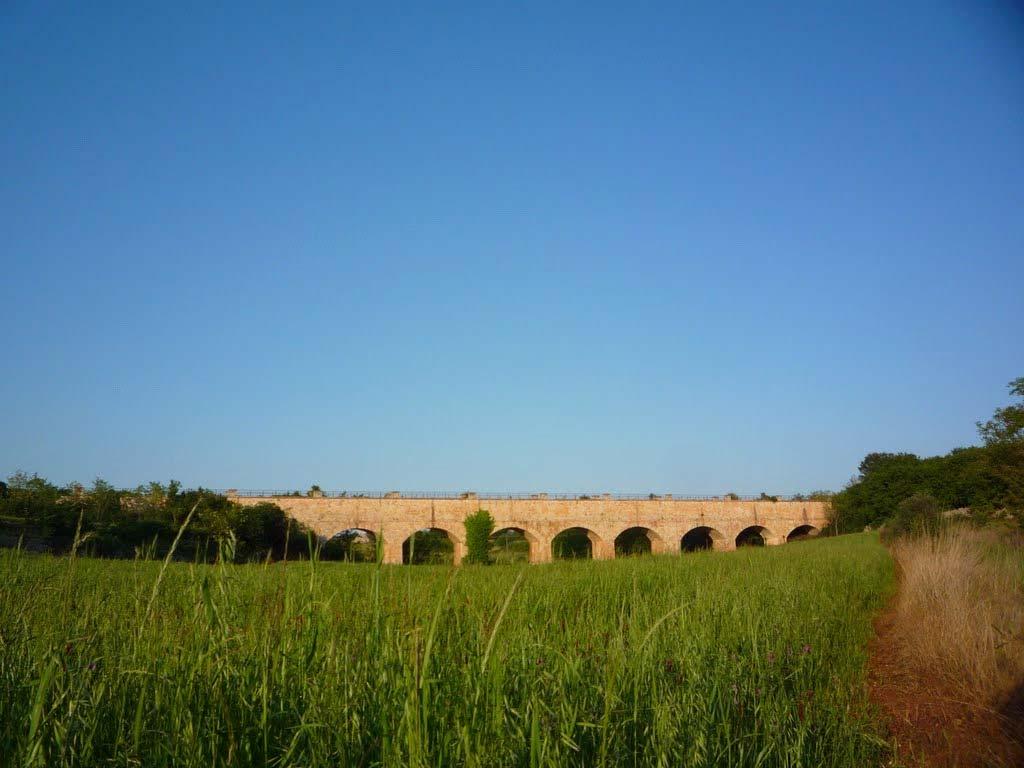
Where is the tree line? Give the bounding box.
[0,476,314,562]
[830,377,1024,534]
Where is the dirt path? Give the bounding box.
[868,601,1024,767]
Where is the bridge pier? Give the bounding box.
[592,538,615,561]
[530,537,553,564]
[383,537,404,565]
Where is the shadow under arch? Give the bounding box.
[489,527,538,564]
[735,525,771,548]
[322,528,378,562]
[681,526,723,552]
[402,527,456,565]
[552,527,601,560]
[786,524,819,542]
[614,526,663,557]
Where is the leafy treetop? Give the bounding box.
[977,377,1024,445]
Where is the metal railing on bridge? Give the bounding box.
[217,490,812,502]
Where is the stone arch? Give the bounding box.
[402,527,459,565]
[551,527,602,560]
[681,526,723,552]
[322,527,378,562]
[614,526,664,557]
[786,524,819,542]
[327,527,378,542]
[735,525,771,548]
[489,527,539,563]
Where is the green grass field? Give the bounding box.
[0,534,893,767]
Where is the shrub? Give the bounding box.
[885,492,943,541]
[463,509,494,565]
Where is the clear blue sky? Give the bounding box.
[2,1,1022,495]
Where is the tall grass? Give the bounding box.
[0,534,892,767]
[889,525,1024,705]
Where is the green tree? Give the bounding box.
[463,509,494,565]
[977,377,1024,511]
[88,478,122,525]
[831,379,1024,532]
[231,502,291,561]
[977,377,1024,446]
[831,453,928,532]
[1,472,73,538]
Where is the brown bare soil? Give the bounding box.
[868,579,1024,767]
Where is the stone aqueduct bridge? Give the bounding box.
[228,492,830,564]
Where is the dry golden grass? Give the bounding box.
[889,525,1024,706]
